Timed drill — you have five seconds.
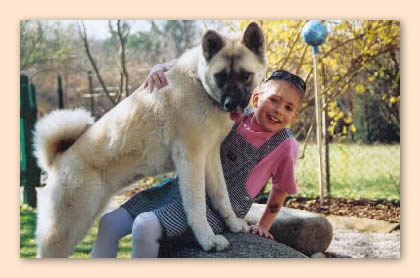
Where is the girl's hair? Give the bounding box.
[264,70,306,96]
[256,70,307,115]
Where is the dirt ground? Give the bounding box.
[282,197,400,258]
[324,229,400,258]
[283,196,400,223]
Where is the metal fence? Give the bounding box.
[295,141,400,202]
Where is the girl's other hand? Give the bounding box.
[248,225,274,240]
[142,64,169,93]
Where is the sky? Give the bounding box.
[57,20,238,40]
[59,20,153,39]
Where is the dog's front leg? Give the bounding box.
[172,143,230,251]
[205,145,249,233]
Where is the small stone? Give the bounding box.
[311,252,326,258]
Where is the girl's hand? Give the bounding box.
[248,225,274,240]
[142,64,169,92]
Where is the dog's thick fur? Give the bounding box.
[33,22,267,257]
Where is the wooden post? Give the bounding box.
[313,52,325,204]
[88,71,95,117]
[302,20,328,204]
[20,74,39,207]
[321,90,330,196]
[58,75,64,109]
[321,65,331,196]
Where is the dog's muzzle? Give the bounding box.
[221,91,251,113]
[223,97,240,112]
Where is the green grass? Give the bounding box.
[20,204,37,258]
[295,143,400,202]
[20,204,132,258]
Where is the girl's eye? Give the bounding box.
[286,105,294,111]
[270,98,278,103]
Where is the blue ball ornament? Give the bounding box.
[302,20,328,54]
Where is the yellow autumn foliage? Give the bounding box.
[239,20,399,139]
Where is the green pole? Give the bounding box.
[20,116,26,186]
[20,74,38,207]
[20,75,29,187]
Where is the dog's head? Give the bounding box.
[199,22,267,113]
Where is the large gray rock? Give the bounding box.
[246,204,333,256]
[159,232,307,258]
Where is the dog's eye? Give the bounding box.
[239,71,252,82]
[215,71,228,84]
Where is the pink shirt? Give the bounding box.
[235,114,299,198]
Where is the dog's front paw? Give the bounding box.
[199,234,230,252]
[226,217,249,233]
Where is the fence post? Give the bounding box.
[321,64,331,196]
[58,74,64,109]
[20,74,39,207]
[87,71,95,117]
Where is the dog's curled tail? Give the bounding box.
[33,108,94,171]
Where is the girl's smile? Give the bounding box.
[267,113,282,124]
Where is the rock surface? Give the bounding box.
[246,204,333,256]
[158,204,333,258]
[159,232,307,258]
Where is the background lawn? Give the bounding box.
[294,143,400,202]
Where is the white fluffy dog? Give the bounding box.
[33,22,267,257]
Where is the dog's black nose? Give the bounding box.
[223,97,238,112]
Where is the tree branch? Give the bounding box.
[21,21,44,71]
[117,20,130,99]
[280,20,307,71]
[78,21,116,105]
[295,44,310,76]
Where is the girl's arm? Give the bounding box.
[249,187,288,240]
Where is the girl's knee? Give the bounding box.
[97,208,132,238]
[98,211,118,231]
[132,212,162,242]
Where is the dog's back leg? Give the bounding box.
[36,174,108,258]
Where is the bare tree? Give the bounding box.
[78,21,117,105]
[20,21,44,71]
[113,20,130,100]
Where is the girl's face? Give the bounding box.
[251,80,301,132]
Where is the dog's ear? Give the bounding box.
[241,22,265,56]
[202,30,225,62]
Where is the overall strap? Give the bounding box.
[255,128,294,160]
